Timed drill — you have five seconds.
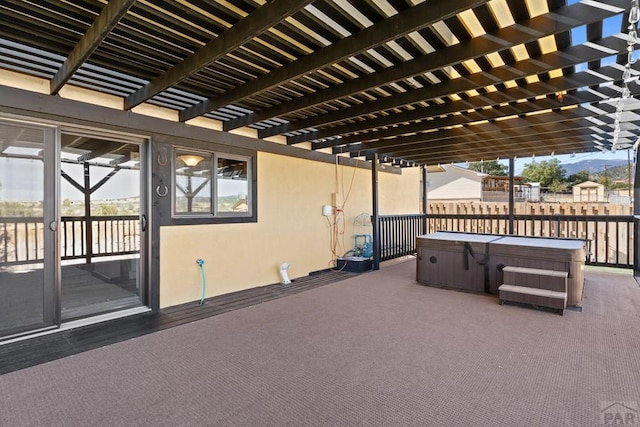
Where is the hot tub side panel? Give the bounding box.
[416,238,490,292]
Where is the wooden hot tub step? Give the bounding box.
[499,266,568,315]
[502,266,568,293]
[498,284,567,315]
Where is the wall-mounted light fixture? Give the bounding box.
[178,154,204,167]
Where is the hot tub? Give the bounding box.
[416,232,502,293]
[416,232,586,306]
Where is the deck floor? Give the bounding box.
[0,264,141,335]
[0,268,357,374]
[1,260,639,426]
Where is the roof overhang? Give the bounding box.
[0,0,637,167]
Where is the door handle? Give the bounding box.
[141,214,148,232]
[49,221,58,232]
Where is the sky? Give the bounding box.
[497,5,630,174]
[501,148,633,175]
[0,157,247,202]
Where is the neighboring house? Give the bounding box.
[426,165,486,201]
[482,176,522,192]
[573,181,606,202]
[481,176,538,202]
[427,166,538,203]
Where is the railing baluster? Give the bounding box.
[628,220,633,266]
[615,218,620,266]
[590,220,596,264]
[375,213,633,269]
[1,223,6,263]
[110,218,115,255]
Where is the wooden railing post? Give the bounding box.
[634,146,640,276]
[508,158,515,235]
[371,153,380,271]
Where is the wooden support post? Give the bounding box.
[509,158,515,235]
[372,153,380,271]
[83,162,93,264]
[421,164,428,234]
[634,148,640,277]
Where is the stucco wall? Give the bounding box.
[427,176,482,201]
[0,69,421,310]
[159,153,420,308]
[426,166,484,201]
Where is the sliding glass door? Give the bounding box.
[0,121,57,337]
[0,118,148,339]
[59,131,146,320]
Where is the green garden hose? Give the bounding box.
[196,259,206,305]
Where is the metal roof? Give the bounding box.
[1,0,638,167]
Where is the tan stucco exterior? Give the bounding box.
[159,153,420,308]
[0,69,421,310]
[426,165,486,201]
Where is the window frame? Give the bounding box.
[171,146,255,222]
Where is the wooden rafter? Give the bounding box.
[293,34,628,146]
[179,0,489,123]
[229,0,626,135]
[50,0,136,95]
[125,0,314,111]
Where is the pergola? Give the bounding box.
[2,0,640,273]
[0,0,640,342]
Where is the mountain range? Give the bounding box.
[560,159,628,177]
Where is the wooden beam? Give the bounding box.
[389,139,612,165]
[332,96,619,148]
[370,123,640,159]
[375,129,640,163]
[126,0,314,111]
[61,135,90,148]
[370,137,597,165]
[284,61,635,147]
[0,126,24,152]
[357,112,640,160]
[336,115,619,156]
[0,85,401,175]
[110,151,138,166]
[179,0,489,122]
[356,116,640,161]
[50,0,136,95]
[77,141,125,162]
[239,0,626,135]
[291,34,627,145]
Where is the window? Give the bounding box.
[173,148,252,218]
[216,156,249,214]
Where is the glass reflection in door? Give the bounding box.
[59,133,144,320]
[0,122,56,337]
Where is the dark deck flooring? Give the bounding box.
[1,260,639,426]
[0,263,140,335]
[0,269,357,375]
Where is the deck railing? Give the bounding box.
[379,214,428,261]
[379,213,634,268]
[0,215,140,265]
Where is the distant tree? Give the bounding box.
[567,170,590,186]
[521,158,566,189]
[468,160,507,176]
[591,164,629,190]
[598,175,610,189]
[94,204,118,216]
[548,180,568,193]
